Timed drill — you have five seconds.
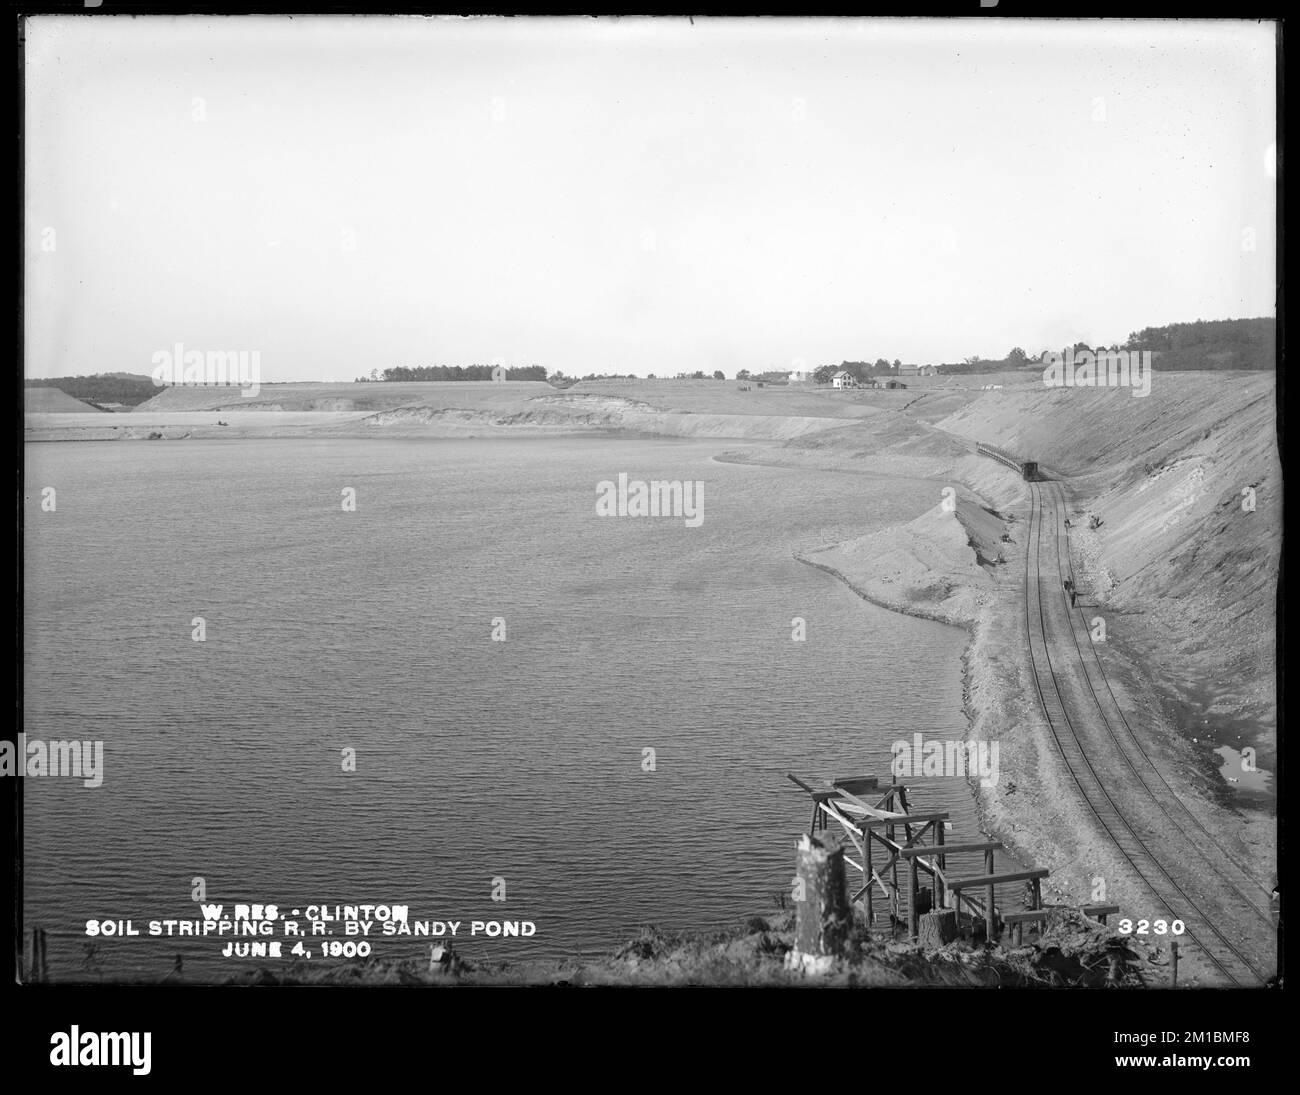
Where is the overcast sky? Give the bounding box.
[25,16,1276,381]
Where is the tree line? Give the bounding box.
[1115,317,1273,370]
[25,374,158,407]
[360,365,550,382]
[804,317,1274,381]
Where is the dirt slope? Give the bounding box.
[24,387,105,413]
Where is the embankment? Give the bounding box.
[25,372,1277,937]
[779,373,1277,927]
[213,906,1148,987]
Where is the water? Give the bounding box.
[23,436,996,980]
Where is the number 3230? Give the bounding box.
[1118,918,1185,935]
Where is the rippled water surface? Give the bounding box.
[24,436,995,979]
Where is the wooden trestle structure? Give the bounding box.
[787,772,1088,945]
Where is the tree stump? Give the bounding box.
[785,831,851,974]
[917,909,959,951]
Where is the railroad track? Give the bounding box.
[1046,481,1276,921]
[1023,479,1275,986]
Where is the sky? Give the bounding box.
[25,16,1277,381]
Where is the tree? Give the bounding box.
[1006,347,1027,364]
[813,364,836,385]
[892,359,902,370]
[736,368,751,381]
[712,370,725,381]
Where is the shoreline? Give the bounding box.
[24,403,1276,982]
[785,458,1275,984]
[790,548,1043,880]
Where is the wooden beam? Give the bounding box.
[935,824,945,909]
[869,820,936,848]
[948,868,1050,890]
[909,856,920,938]
[898,842,1002,858]
[865,816,874,925]
[1001,910,1050,924]
[786,772,818,795]
[857,811,950,829]
[984,848,996,942]
[826,782,879,818]
[832,775,879,795]
[1002,910,1049,945]
[863,821,938,884]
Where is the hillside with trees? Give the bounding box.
[24,374,158,407]
[1119,317,1274,370]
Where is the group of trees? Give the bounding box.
[355,319,1273,387]
[804,356,1025,381]
[552,371,639,382]
[735,369,792,383]
[25,374,158,407]
[358,364,550,382]
[808,360,904,384]
[1119,318,1274,370]
[933,355,1027,375]
[1030,319,1274,371]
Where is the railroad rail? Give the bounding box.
[1023,478,1274,985]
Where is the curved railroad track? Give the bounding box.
[1022,478,1275,986]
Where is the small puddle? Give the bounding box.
[1213,745,1272,794]
[1166,678,1274,809]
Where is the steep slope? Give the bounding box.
[24,387,105,413]
[929,374,1279,760]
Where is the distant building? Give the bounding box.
[831,370,857,389]
[788,369,813,384]
[897,364,921,377]
[885,380,908,389]
[918,365,940,377]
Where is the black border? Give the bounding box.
[8,6,1287,1082]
